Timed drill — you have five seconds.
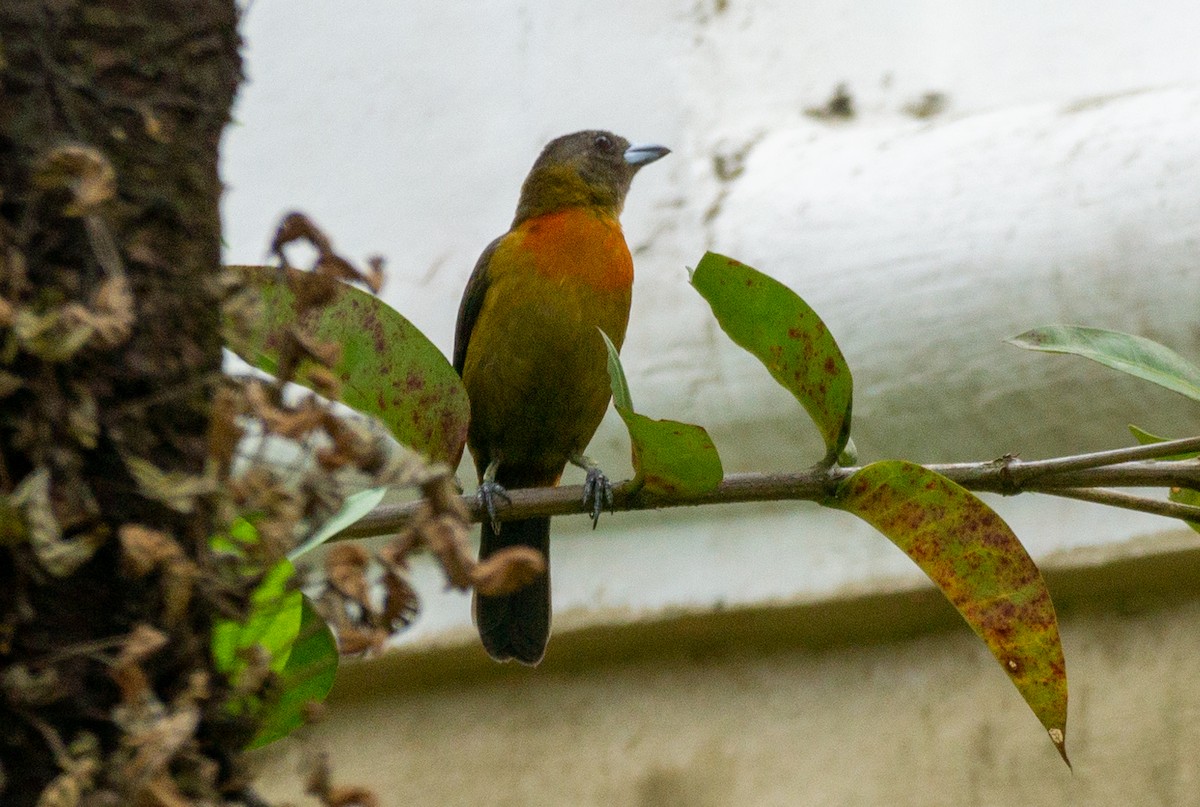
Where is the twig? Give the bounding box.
[335,453,1200,540]
[1042,487,1200,522]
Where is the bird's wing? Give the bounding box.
[453,235,504,376]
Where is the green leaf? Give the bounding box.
[1128,426,1200,532]
[601,331,723,498]
[1009,325,1200,403]
[601,329,635,412]
[212,558,303,680]
[830,460,1069,764]
[1127,424,1200,460]
[690,252,852,463]
[247,595,339,748]
[289,487,387,561]
[225,265,469,465]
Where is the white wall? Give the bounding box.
[222,2,1200,641]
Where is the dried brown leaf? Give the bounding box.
[422,474,470,522]
[470,546,547,597]
[140,775,191,807]
[305,366,341,399]
[13,467,100,577]
[336,626,386,656]
[110,624,168,704]
[380,525,424,569]
[85,275,134,346]
[126,705,200,787]
[13,308,94,362]
[325,544,370,605]
[304,751,379,807]
[423,514,475,591]
[123,455,216,514]
[271,212,333,261]
[33,145,116,217]
[117,524,180,575]
[363,255,385,295]
[3,663,62,706]
[270,211,384,295]
[379,563,419,629]
[289,270,340,313]
[208,385,245,475]
[66,386,99,449]
[288,326,342,369]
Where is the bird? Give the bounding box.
[453,130,669,664]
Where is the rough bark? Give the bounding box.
[0,2,243,804]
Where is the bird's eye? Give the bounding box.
[593,134,613,152]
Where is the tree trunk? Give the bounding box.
[0,2,242,804]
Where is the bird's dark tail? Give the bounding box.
[475,516,551,665]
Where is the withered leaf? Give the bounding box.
[379,563,419,629]
[33,145,116,217]
[470,546,546,597]
[119,524,179,576]
[13,467,100,577]
[123,456,217,514]
[325,544,370,605]
[13,308,94,362]
[423,514,475,591]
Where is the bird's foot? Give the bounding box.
[581,466,614,529]
[477,480,512,533]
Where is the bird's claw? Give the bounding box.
[477,480,512,533]
[581,467,613,529]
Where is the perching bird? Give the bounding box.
[453,130,669,664]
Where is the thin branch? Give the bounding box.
[1043,487,1200,522]
[1001,435,1200,477]
[336,455,1200,540]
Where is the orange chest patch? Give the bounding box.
[509,209,633,293]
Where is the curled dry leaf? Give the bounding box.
[325,544,370,606]
[422,513,475,591]
[110,624,169,704]
[305,366,341,399]
[362,255,385,295]
[304,751,379,807]
[470,546,547,597]
[245,383,326,441]
[287,326,342,369]
[208,384,245,476]
[122,455,217,515]
[270,211,384,294]
[32,144,116,217]
[117,525,196,625]
[379,558,419,629]
[35,756,99,807]
[65,385,99,449]
[288,270,340,314]
[12,307,94,362]
[2,663,62,707]
[125,704,201,791]
[118,524,181,577]
[80,275,134,347]
[13,467,101,577]
[335,626,387,656]
[421,474,470,523]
